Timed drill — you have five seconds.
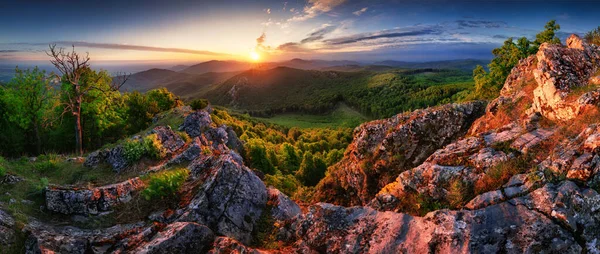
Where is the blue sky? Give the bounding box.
[1,0,599,65]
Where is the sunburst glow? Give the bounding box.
[250,51,260,61]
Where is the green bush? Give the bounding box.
[35,177,49,193]
[0,165,5,177]
[141,169,189,201]
[123,139,146,163]
[123,134,166,163]
[34,160,59,174]
[143,134,166,160]
[190,99,209,110]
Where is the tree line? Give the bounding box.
[0,45,182,157]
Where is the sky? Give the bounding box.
[1,0,599,67]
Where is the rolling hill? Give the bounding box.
[373,59,488,70]
[121,68,238,94]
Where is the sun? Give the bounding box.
[250,51,260,61]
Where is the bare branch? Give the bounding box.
[111,72,130,91]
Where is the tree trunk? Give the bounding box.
[34,120,41,155]
[74,100,83,156]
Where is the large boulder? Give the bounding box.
[182,153,269,244]
[107,145,129,173]
[181,110,213,138]
[531,35,600,121]
[314,101,486,206]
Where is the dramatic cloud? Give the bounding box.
[289,0,345,22]
[324,27,443,45]
[456,20,507,29]
[1,41,228,56]
[300,25,337,44]
[353,7,368,16]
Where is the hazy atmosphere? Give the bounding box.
[2,1,600,253]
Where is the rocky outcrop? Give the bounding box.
[531,35,600,121]
[268,188,301,222]
[180,110,213,138]
[133,222,215,254]
[288,181,600,253]
[182,153,268,245]
[151,126,185,156]
[45,177,145,215]
[314,101,486,206]
[0,209,16,249]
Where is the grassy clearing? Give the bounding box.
[256,103,370,129]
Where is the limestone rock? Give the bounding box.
[181,110,213,138]
[0,209,15,249]
[314,101,486,206]
[268,188,301,222]
[288,202,581,253]
[45,178,145,215]
[134,222,215,254]
[531,35,600,121]
[182,153,268,244]
[151,126,185,156]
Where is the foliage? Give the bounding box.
[0,165,5,178]
[471,20,561,99]
[123,139,147,163]
[585,26,600,46]
[34,160,59,174]
[189,98,209,110]
[141,169,189,201]
[295,152,327,186]
[123,134,166,163]
[246,139,276,175]
[146,88,182,111]
[205,67,474,119]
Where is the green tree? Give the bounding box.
[533,19,561,48]
[585,26,600,46]
[280,143,300,173]
[146,88,181,112]
[3,67,56,154]
[247,139,276,174]
[47,45,128,155]
[80,68,127,148]
[295,152,327,186]
[125,91,160,133]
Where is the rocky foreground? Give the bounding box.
[2,35,600,253]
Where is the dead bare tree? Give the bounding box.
[46,44,128,155]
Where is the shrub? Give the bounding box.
[446,178,473,209]
[0,166,5,177]
[190,99,209,110]
[35,177,49,193]
[123,135,166,163]
[34,160,59,174]
[177,131,191,143]
[143,134,166,160]
[141,169,189,201]
[123,139,146,163]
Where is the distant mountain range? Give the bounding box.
[120,58,485,94]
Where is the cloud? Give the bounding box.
[265,8,271,14]
[0,50,20,53]
[456,20,507,29]
[288,0,345,22]
[353,7,368,16]
[492,34,507,39]
[300,25,337,43]
[2,41,228,56]
[324,27,442,45]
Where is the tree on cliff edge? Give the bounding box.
[472,20,561,99]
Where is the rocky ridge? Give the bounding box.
[2,34,600,253]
